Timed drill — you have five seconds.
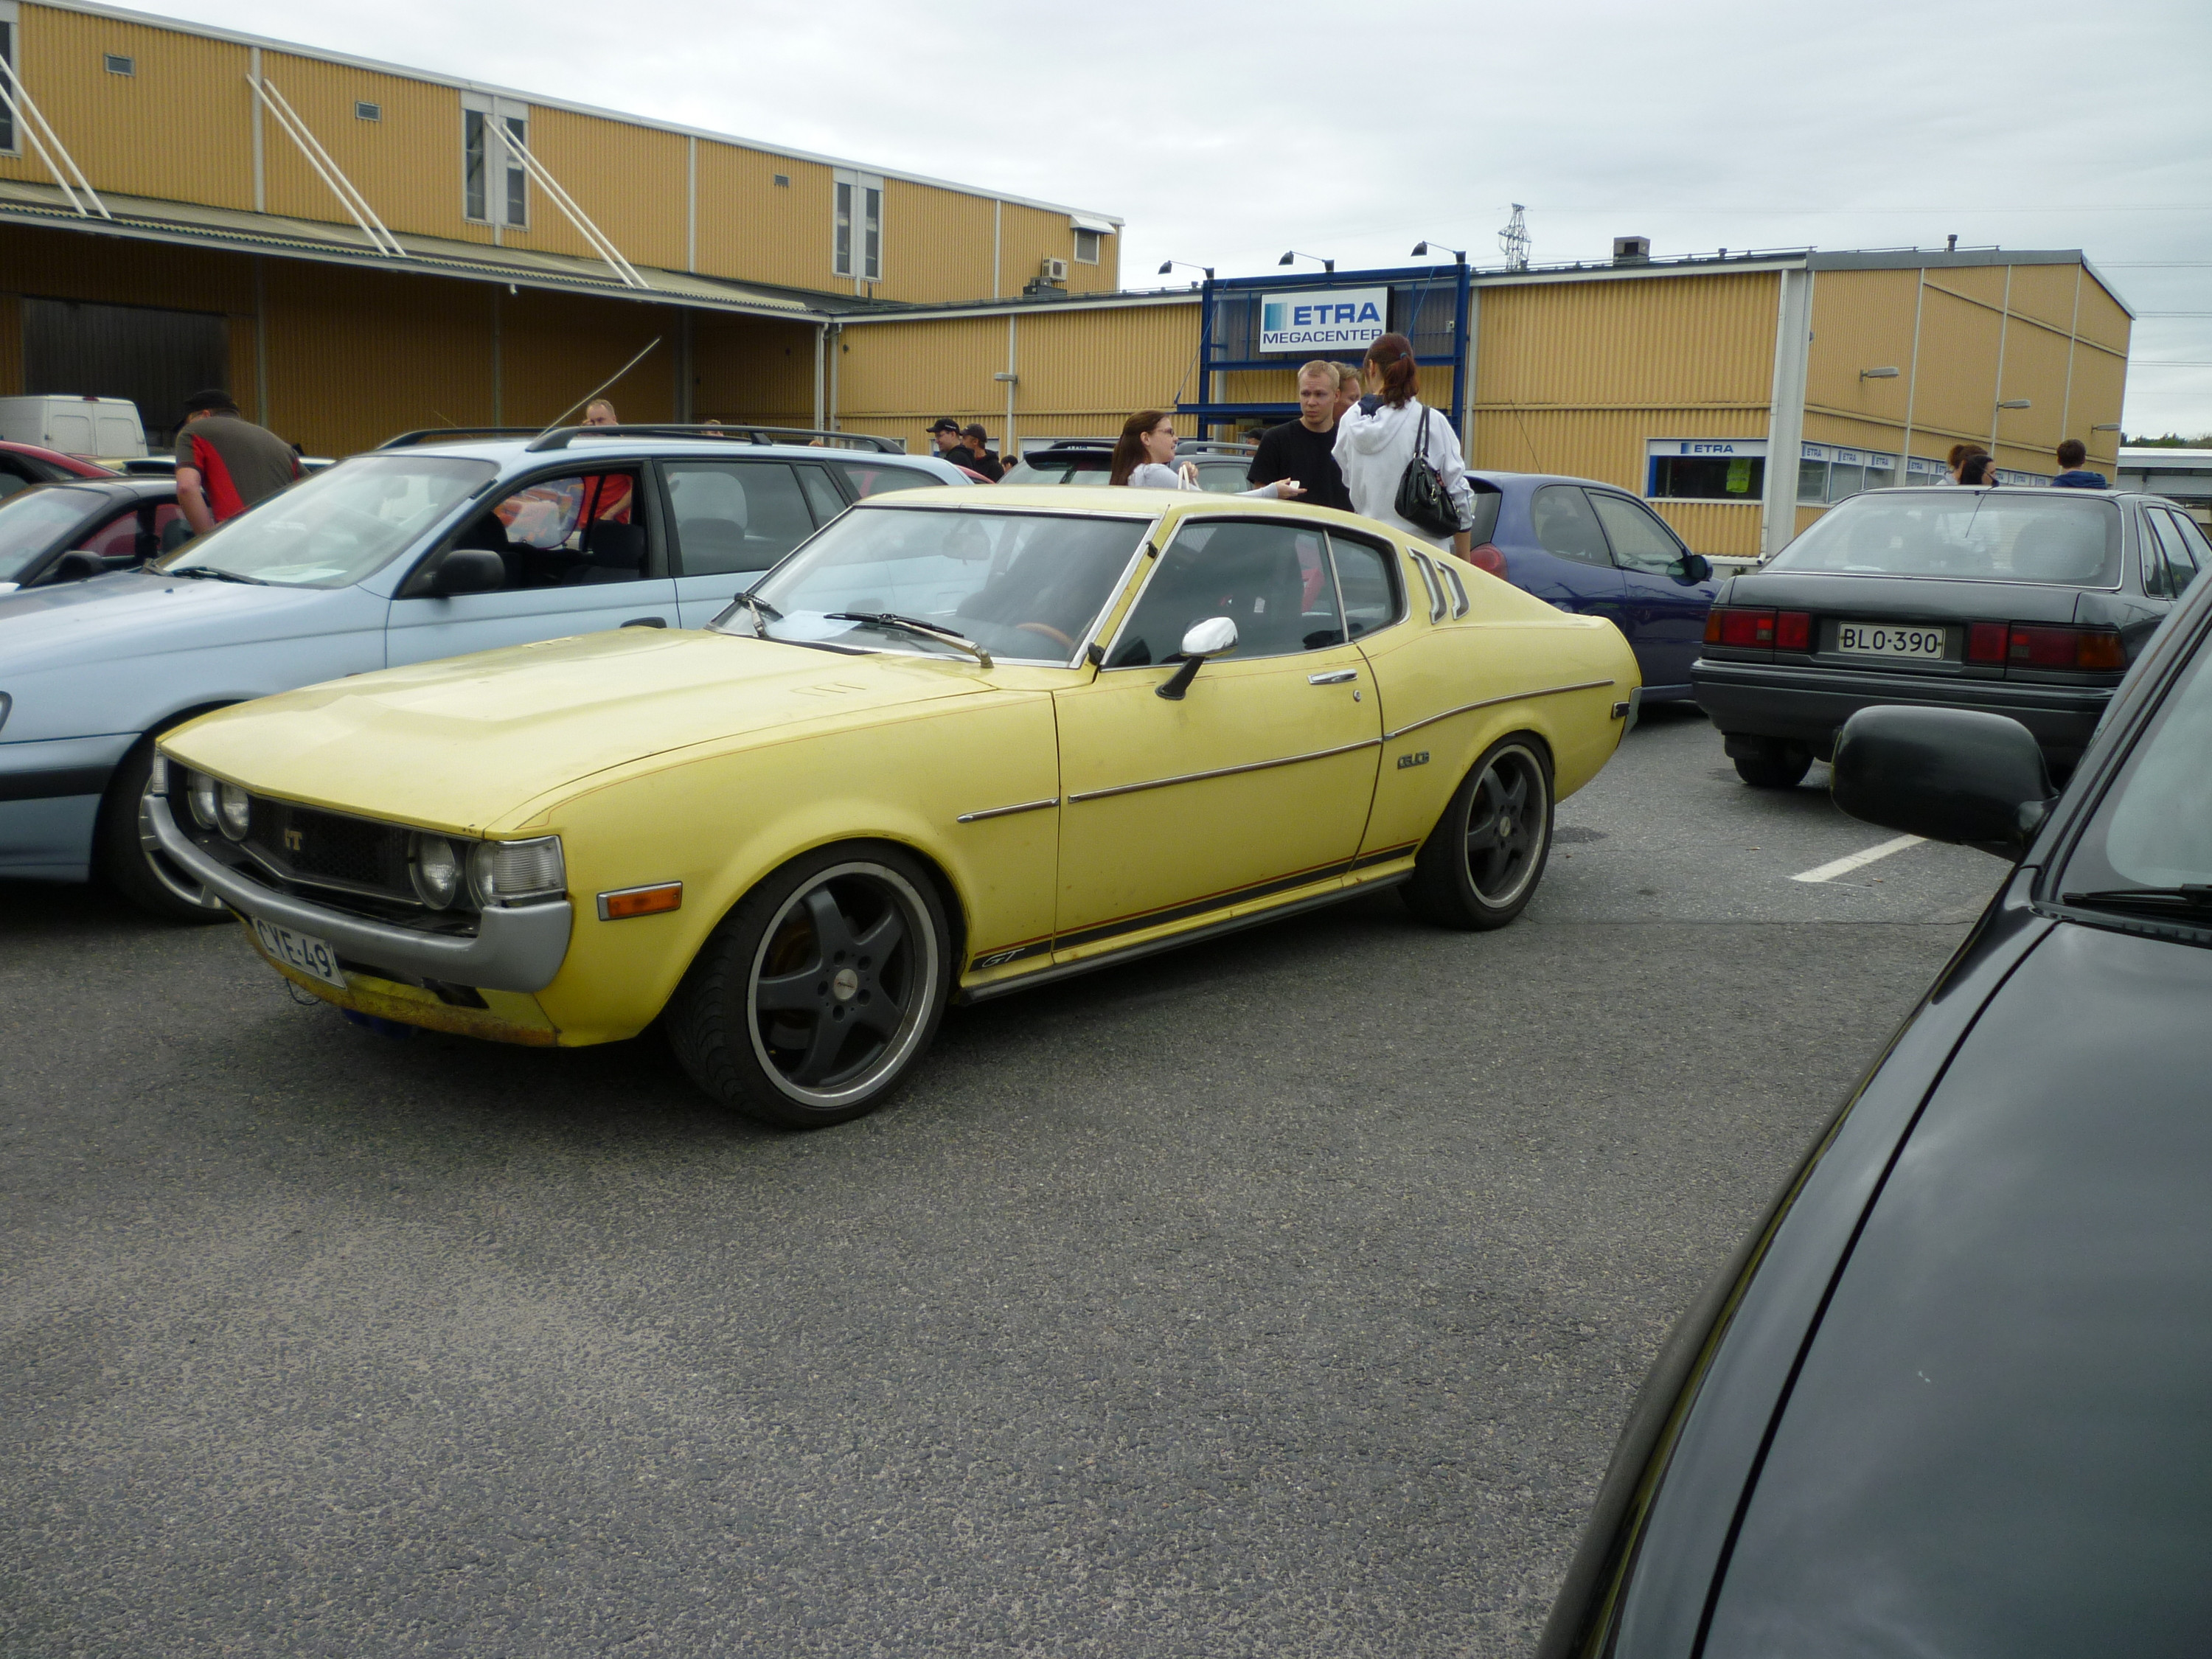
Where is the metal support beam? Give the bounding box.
[1760,266,1815,558]
[247,74,401,256]
[488,122,649,290]
[0,62,111,219]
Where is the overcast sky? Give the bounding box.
[163,0,2212,436]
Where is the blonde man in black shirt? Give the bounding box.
[1248,360,1354,513]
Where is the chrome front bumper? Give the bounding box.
[147,796,573,992]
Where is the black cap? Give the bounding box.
[181,388,240,417]
[926,417,962,434]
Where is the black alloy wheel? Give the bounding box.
[667,844,952,1128]
[1402,735,1554,931]
[95,735,234,925]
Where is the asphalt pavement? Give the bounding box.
[0,705,2005,1657]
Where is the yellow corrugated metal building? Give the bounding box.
[0,0,2130,560]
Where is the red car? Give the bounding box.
[0,439,116,498]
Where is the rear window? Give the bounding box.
[1770,490,2122,586]
[1467,486,1503,545]
[1005,453,1113,486]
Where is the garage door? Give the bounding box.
[22,296,229,449]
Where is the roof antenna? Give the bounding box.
[1946,233,1958,253]
[538,335,664,436]
[1499,204,1530,271]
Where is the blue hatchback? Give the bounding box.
[1464,470,1721,700]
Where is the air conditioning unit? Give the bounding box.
[1040,257,1069,282]
[1613,235,1651,265]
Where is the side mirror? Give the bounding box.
[48,551,105,584]
[1831,706,2059,859]
[430,547,508,597]
[1679,552,1713,583]
[1156,616,1239,701]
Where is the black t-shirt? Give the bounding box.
[1248,418,1352,512]
[961,445,1004,481]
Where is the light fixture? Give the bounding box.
[1859,366,1901,379]
[1279,250,1335,274]
[1157,259,1214,282]
[217,782,251,841]
[2092,422,2122,432]
[1997,399,2032,409]
[410,833,463,910]
[1411,240,1466,265]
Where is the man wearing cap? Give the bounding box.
[174,389,300,534]
[959,423,1004,481]
[927,417,968,464]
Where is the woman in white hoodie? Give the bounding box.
[1332,333,1472,554]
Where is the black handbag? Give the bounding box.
[1393,406,1464,539]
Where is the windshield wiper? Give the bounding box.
[824,611,993,667]
[171,565,268,585]
[2060,886,2212,916]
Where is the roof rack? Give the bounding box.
[524,423,905,454]
[378,423,905,455]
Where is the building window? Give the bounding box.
[773,173,790,188]
[1074,227,1101,265]
[103,52,134,76]
[1799,443,1902,505]
[832,168,882,281]
[355,100,380,122]
[463,94,529,229]
[1646,439,1766,501]
[0,3,17,155]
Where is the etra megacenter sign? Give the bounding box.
[1258,288,1388,354]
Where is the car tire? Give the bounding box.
[1732,738,1813,790]
[1402,735,1554,931]
[94,735,234,925]
[666,844,953,1129]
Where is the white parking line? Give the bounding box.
[1791,834,1925,885]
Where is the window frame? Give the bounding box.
[400,459,658,597]
[655,456,831,581]
[1588,489,1691,576]
[0,0,18,156]
[1102,514,1363,670]
[1073,227,1102,265]
[1326,526,1406,641]
[832,168,883,282]
[1529,484,1615,568]
[462,92,529,229]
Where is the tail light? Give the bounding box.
[1705,606,1776,648]
[1966,622,2008,664]
[1468,542,1506,577]
[2008,624,2125,671]
[1774,611,1812,651]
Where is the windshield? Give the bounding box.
[720,505,1149,664]
[0,487,102,583]
[2062,630,2212,908]
[1769,490,2121,585]
[157,454,497,587]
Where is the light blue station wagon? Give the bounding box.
[0,425,969,919]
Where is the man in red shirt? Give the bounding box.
[173,389,299,533]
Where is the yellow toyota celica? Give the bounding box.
[153,487,1639,1127]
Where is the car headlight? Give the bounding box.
[185,769,220,830]
[217,781,251,841]
[470,835,566,906]
[410,832,463,910]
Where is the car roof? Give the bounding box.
[7,474,171,501]
[356,435,959,473]
[1469,468,1644,494]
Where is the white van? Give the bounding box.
[0,395,147,459]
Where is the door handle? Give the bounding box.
[1308,668,1359,685]
[622,616,668,628]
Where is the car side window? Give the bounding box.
[449,470,647,589]
[666,461,820,578]
[833,462,937,499]
[2149,510,2199,595]
[1590,491,1688,574]
[2163,509,2211,580]
[1328,531,1402,640]
[73,507,144,560]
[1531,485,1612,566]
[0,459,38,498]
[796,466,846,526]
[1107,520,1343,667]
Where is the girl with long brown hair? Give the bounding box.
[1109,409,1303,496]
[1332,333,1472,552]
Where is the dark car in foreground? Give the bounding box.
[0,476,183,592]
[1541,573,2212,1658]
[1695,485,2208,786]
[1463,470,1719,700]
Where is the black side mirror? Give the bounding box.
[1678,552,1713,583]
[48,551,105,584]
[430,548,508,597]
[1832,706,2059,859]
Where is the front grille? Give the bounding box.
[246,798,413,902]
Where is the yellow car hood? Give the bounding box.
[163,627,995,833]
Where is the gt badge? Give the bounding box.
[283,827,303,849]
[1397,751,1431,770]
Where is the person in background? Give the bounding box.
[2050,438,2110,490]
[1943,442,1989,485]
[574,399,633,521]
[1248,359,1353,512]
[1108,410,1302,497]
[959,423,1004,481]
[173,389,299,535]
[1332,363,1363,422]
[583,400,619,426]
[927,417,967,462]
[1961,453,2000,487]
[1333,333,1473,553]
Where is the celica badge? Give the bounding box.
[1397,751,1431,770]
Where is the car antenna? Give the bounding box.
[537,336,664,437]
